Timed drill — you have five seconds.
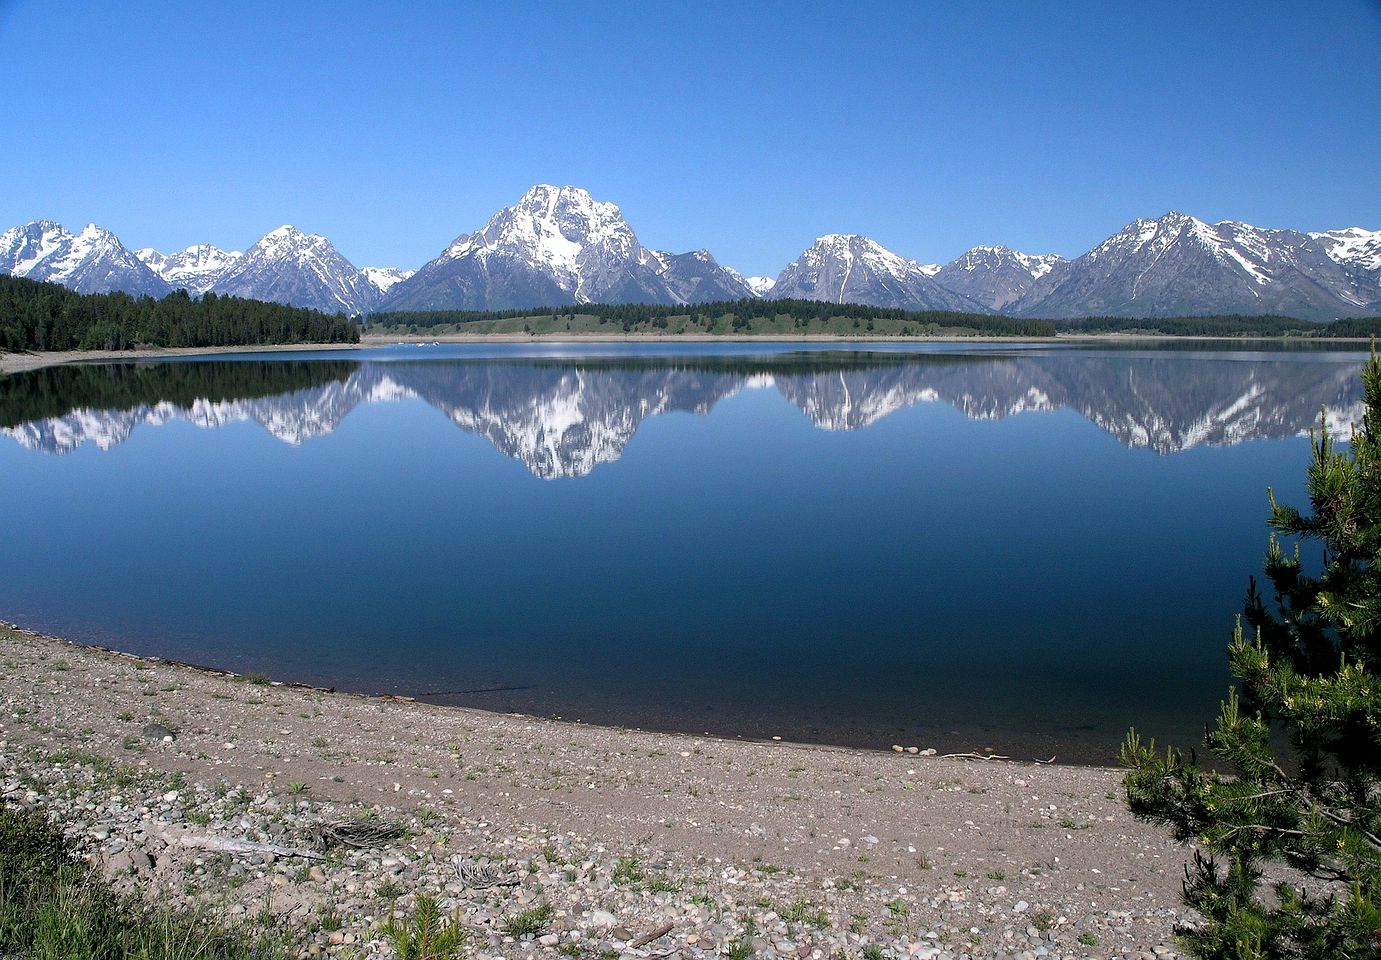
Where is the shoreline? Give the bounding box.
[2,619,1189,956]
[13,622,1104,768]
[0,341,363,376]
[3,331,1370,376]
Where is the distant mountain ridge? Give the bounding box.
[768,234,979,312]
[4,191,1377,320]
[0,221,170,298]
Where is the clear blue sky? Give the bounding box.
[2,1,1378,275]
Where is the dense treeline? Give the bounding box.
[366,298,1059,338]
[366,299,1381,339]
[0,275,359,352]
[0,360,358,428]
[1061,314,1325,337]
[1317,315,1381,338]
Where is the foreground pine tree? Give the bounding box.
[1122,353,1381,958]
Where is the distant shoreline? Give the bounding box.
[3,331,1371,377]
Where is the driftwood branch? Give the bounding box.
[937,752,1057,764]
[630,922,674,949]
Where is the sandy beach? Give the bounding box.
[1,621,1190,959]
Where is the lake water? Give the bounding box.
[0,341,1367,762]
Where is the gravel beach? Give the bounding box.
[0,621,1191,959]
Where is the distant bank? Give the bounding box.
[7,330,1378,379]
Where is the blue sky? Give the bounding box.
[2,1,1378,276]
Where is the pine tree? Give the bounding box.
[1122,353,1381,957]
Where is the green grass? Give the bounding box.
[611,856,645,886]
[0,801,292,958]
[779,897,830,928]
[501,903,553,939]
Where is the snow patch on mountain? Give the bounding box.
[136,244,241,294]
[209,225,379,314]
[1310,227,1381,273]
[361,266,415,294]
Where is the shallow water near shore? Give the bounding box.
[0,341,1367,762]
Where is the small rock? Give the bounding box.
[141,723,176,741]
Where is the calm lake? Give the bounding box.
[0,341,1367,762]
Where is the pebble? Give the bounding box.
[0,623,1187,960]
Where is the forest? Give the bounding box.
[364,298,1059,337]
[0,275,359,352]
[364,300,1381,339]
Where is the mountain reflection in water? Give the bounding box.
[0,344,1372,761]
[1,350,1366,478]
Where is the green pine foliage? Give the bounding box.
[1122,353,1381,957]
[0,274,359,352]
[0,801,290,958]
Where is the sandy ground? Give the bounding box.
[0,622,1191,959]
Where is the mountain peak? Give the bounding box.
[774,234,983,311]
[136,242,242,294]
[517,183,596,205]
[381,185,754,311]
[0,219,168,297]
[211,225,377,314]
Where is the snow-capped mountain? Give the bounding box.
[208,225,381,315]
[1022,212,1376,320]
[769,234,985,312]
[743,275,776,297]
[5,199,1377,321]
[136,243,241,294]
[361,266,415,295]
[377,185,754,311]
[1308,227,1381,310]
[1311,227,1381,273]
[933,245,1068,312]
[0,221,170,297]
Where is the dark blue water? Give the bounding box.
[0,342,1367,762]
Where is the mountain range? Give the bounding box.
[3,354,1364,477]
[3,186,1377,320]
